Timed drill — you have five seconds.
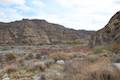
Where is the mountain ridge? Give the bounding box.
[0,19,94,45]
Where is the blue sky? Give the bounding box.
[0,0,120,30]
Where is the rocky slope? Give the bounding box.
[89,11,120,47]
[0,19,94,45]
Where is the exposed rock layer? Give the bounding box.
[90,11,120,47]
[0,19,93,45]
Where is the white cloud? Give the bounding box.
[0,8,23,22]
[0,0,46,22]
[0,0,120,30]
[0,11,4,16]
[0,0,26,5]
[55,0,81,7]
[55,0,112,8]
[53,0,120,30]
[31,0,45,7]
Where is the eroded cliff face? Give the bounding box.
[0,20,51,45]
[90,11,120,47]
[0,19,93,45]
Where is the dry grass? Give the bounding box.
[49,52,74,61]
[3,63,18,73]
[0,46,120,80]
[63,40,83,45]
[24,53,34,60]
[64,57,120,80]
[109,42,120,53]
[26,60,47,72]
[5,53,17,62]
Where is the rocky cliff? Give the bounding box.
[89,11,120,47]
[0,19,93,45]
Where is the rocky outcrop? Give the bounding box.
[89,11,120,47]
[0,19,93,45]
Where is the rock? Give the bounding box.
[113,63,120,70]
[56,60,65,65]
[2,73,10,80]
[89,11,120,47]
[41,55,48,61]
[0,19,93,45]
[33,74,45,80]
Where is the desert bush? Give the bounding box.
[86,54,99,62]
[49,52,74,61]
[27,61,47,72]
[35,53,41,59]
[49,64,64,71]
[3,64,18,73]
[64,60,89,80]
[24,53,34,60]
[44,59,55,67]
[16,57,25,67]
[85,68,120,80]
[5,53,17,62]
[108,42,120,53]
[110,53,120,63]
[43,69,65,80]
[64,59,89,74]
[64,58,120,80]
[0,54,4,62]
[38,64,64,80]
[84,62,120,80]
[93,46,105,54]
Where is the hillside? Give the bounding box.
[0,19,94,45]
[89,11,120,47]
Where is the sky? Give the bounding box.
[0,0,120,30]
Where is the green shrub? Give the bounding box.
[64,40,83,45]
[93,46,105,54]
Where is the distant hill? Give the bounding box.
[89,11,120,47]
[0,19,94,45]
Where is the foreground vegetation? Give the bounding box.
[0,45,120,80]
